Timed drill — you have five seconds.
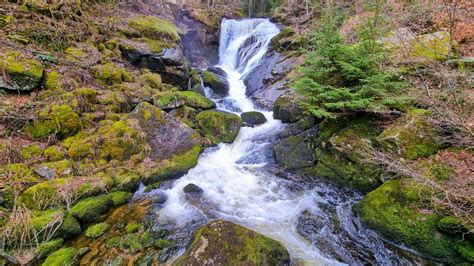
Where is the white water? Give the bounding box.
[153,19,412,265]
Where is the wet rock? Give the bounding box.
[278,116,315,138]
[151,192,168,204]
[242,50,280,96]
[176,220,290,265]
[0,51,44,91]
[132,102,200,161]
[34,166,55,179]
[273,94,304,123]
[241,111,267,127]
[183,183,203,195]
[273,134,315,171]
[160,47,185,66]
[207,66,227,78]
[195,110,242,145]
[201,69,230,98]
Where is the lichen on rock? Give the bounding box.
[0,50,44,91]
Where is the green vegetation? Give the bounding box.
[195,110,242,145]
[85,222,110,238]
[0,51,44,91]
[42,247,77,266]
[37,239,64,258]
[70,194,113,223]
[293,17,408,118]
[128,15,180,41]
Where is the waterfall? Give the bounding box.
[151,19,414,265]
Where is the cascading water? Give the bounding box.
[148,19,418,265]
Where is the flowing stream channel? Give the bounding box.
[144,18,419,265]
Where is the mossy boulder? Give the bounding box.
[154,91,215,110]
[37,238,64,258]
[273,94,304,123]
[91,63,132,86]
[131,102,200,161]
[315,117,383,192]
[274,135,315,171]
[377,109,443,160]
[0,51,44,91]
[138,70,162,89]
[201,69,229,97]
[410,31,454,61]
[357,179,471,264]
[20,144,43,160]
[127,15,180,42]
[125,222,141,234]
[112,172,141,192]
[176,220,289,265]
[109,191,133,206]
[26,104,82,139]
[241,111,267,127]
[42,247,77,266]
[85,222,110,238]
[141,145,201,184]
[270,27,305,52]
[34,159,72,179]
[31,210,81,240]
[195,110,242,145]
[70,194,113,223]
[44,146,64,162]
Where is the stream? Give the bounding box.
[143,18,419,265]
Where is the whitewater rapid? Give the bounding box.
[150,18,414,265]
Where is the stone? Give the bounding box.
[176,220,289,265]
[183,183,203,195]
[201,69,230,98]
[42,247,77,266]
[273,134,315,171]
[273,94,304,123]
[85,222,110,238]
[195,110,242,145]
[241,111,267,127]
[0,51,44,91]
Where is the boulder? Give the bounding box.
[132,102,201,161]
[377,109,443,160]
[70,194,113,223]
[195,110,242,145]
[153,91,215,110]
[0,51,44,91]
[183,183,203,194]
[273,94,304,123]
[273,134,315,171]
[42,247,77,266]
[85,222,110,238]
[176,220,289,265]
[201,69,230,98]
[357,179,472,264]
[241,111,267,127]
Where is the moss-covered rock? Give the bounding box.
[274,135,315,171]
[20,144,43,160]
[42,247,77,266]
[85,222,110,238]
[315,117,383,192]
[31,210,81,240]
[154,91,215,110]
[195,110,242,145]
[125,222,141,234]
[34,159,72,179]
[377,109,443,160]
[137,70,162,89]
[0,51,44,91]
[356,179,469,264]
[44,70,63,90]
[109,191,133,206]
[91,63,132,86]
[26,104,82,139]
[273,94,304,123]
[112,172,141,192]
[411,31,454,61]
[19,175,113,210]
[70,194,113,223]
[141,145,201,184]
[176,220,289,265]
[241,111,267,127]
[127,15,180,42]
[44,146,64,162]
[270,27,305,52]
[37,238,64,258]
[201,70,229,97]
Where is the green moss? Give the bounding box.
[97,119,144,161]
[135,37,176,53]
[377,109,443,160]
[109,191,133,206]
[70,194,113,223]
[125,222,141,233]
[357,179,466,264]
[411,31,454,61]
[42,247,77,266]
[176,220,289,265]
[128,15,180,42]
[154,91,215,110]
[99,91,129,113]
[38,159,73,178]
[417,160,455,181]
[20,144,43,160]
[0,51,44,91]
[138,71,162,89]
[456,242,474,263]
[65,47,86,63]
[155,239,174,249]
[27,104,82,139]
[119,233,143,254]
[91,63,132,86]
[142,145,201,184]
[57,214,81,239]
[37,238,64,258]
[85,222,110,238]
[195,110,242,145]
[44,146,64,162]
[31,210,80,239]
[106,236,122,248]
[43,71,61,90]
[112,172,141,192]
